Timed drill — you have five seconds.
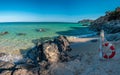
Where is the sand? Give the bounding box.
[1,36,120,75]
[50,37,120,75]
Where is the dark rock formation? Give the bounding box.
[78,19,94,24]
[78,19,94,26]
[54,35,71,52]
[90,7,120,33]
[0,31,9,36]
[26,35,72,64]
[0,35,75,75]
[16,33,26,36]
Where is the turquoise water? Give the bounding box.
[0,22,94,54]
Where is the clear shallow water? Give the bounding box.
[0,22,94,55]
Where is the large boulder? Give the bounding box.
[26,35,72,64]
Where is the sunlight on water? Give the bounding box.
[0,22,93,55]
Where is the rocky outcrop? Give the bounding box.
[78,19,94,24]
[90,7,120,33]
[0,35,74,75]
[0,61,15,75]
[106,33,120,41]
[0,31,9,36]
[27,35,72,64]
[78,19,94,26]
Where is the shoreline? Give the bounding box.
[1,35,120,75]
[0,34,99,63]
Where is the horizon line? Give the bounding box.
[0,21,78,23]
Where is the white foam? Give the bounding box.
[0,54,23,62]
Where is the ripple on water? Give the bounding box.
[0,23,94,55]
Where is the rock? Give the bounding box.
[0,35,85,75]
[26,35,72,64]
[35,28,46,32]
[43,41,60,63]
[0,61,15,69]
[54,35,72,52]
[90,7,120,33]
[78,19,94,24]
[0,70,12,75]
[0,31,9,36]
[13,68,39,75]
[13,69,28,75]
[16,33,26,36]
[26,44,47,64]
[32,37,52,44]
[102,20,120,33]
[0,61,15,74]
[106,33,120,41]
[0,35,74,75]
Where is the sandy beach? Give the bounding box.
[49,37,120,75]
[1,36,120,75]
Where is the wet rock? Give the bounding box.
[26,44,47,65]
[35,28,46,32]
[54,35,72,52]
[32,37,52,44]
[1,35,74,75]
[0,31,9,36]
[15,63,37,69]
[26,35,72,64]
[16,33,26,36]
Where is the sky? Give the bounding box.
[0,0,120,22]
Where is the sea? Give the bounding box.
[0,22,95,55]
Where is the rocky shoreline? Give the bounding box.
[0,35,81,75]
[89,7,120,41]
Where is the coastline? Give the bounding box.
[0,33,98,62]
[1,34,120,75]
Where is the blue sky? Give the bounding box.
[0,0,120,22]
